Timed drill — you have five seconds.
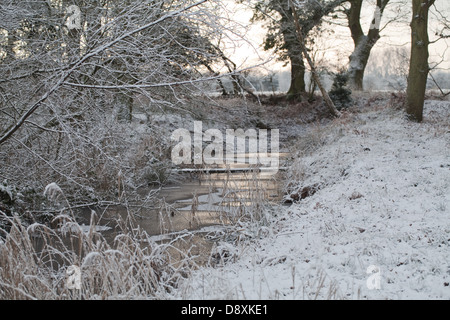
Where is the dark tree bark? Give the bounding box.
[255,0,345,99]
[406,0,435,122]
[277,3,307,98]
[285,0,346,98]
[287,53,306,98]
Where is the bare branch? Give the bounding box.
[0,0,209,146]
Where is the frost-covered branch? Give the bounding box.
[0,0,209,146]
[0,0,257,206]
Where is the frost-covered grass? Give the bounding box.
[1,96,449,300]
[170,99,450,300]
[0,209,195,299]
[0,170,274,300]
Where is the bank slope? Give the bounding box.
[173,100,450,300]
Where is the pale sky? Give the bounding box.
[226,0,450,74]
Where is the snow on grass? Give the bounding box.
[172,101,450,300]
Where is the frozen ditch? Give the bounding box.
[72,153,289,265]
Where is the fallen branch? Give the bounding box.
[429,72,450,97]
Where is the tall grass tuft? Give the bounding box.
[0,209,191,300]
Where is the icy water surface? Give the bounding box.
[75,153,288,265]
[82,153,288,235]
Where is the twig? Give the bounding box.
[429,72,450,97]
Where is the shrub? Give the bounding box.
[329,72,353,110]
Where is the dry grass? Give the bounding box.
[0,165,279,299]
[2,92,373,300]
[0,209,194,300]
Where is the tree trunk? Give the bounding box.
[287,54,306,99]
[6,30,16,63]
[272,0,346,99]
[67,29,82,58]
[348,36,372,91]
[406,0,435,122]
[276,3,306,99]
[115,92,133,123]
[290,1,341,118]
[346,0,388,91]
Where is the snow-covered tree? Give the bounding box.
[0,0,246,204]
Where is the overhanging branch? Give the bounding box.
[0,0,209,146]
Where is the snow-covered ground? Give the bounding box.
[171,100,450,300]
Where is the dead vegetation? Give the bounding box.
[0,208,194,299]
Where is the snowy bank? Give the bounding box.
[172,100,450,300]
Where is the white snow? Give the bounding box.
[171,100,450,300]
